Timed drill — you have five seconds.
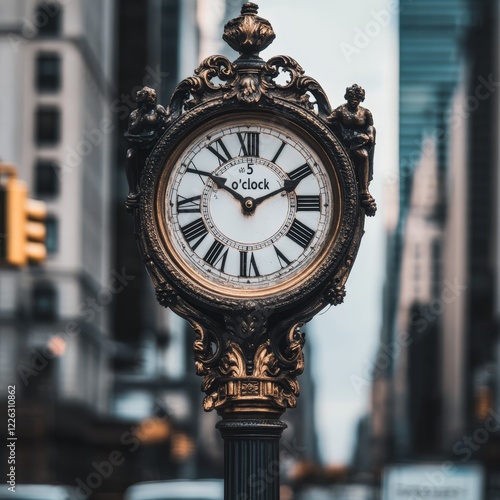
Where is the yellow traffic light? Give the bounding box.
[25,197,47,263]
[0,164,47,266]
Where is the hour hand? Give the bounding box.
[186,168,245,203]
[254,178,300,206]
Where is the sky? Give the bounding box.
[256,0,400,464]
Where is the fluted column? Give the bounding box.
[217,419,287,500]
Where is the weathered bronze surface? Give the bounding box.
[126,2,375,418]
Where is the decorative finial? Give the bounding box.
[223,2,276,57]
[241,2,259,15]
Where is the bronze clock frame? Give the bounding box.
[146,106,356,309]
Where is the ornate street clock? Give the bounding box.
[125,3,376,498]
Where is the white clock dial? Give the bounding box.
[164,120,335,291]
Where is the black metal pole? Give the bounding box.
[217,419,287,500]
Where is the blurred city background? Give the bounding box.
[0,0,499,498]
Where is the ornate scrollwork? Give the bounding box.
[196,56,236,90]
[326,282,347,306]
[262,56,332,117]
[224,301,269,343]
[324,217,364,306]
[188,300,294,414]
[168,56,236,117]
[188,300,311,415]
[166,45,334,112]
[195,331,305,415]
[156,282,178,308]
[224,73,264,104]
[253,342,280,378]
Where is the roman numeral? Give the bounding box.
[296,195,321,211]
[207,139,232,165]
[237,133,260,157]
[204,240,229,271]
[177,195,201,213]
[185,164,212,187]
[240,251,260,277]
[272,141,286,163]
[273,245,291,269]
[286,219,315,248]
[181,218,208,250]
[289,163,313,182]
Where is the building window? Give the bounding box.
[36,53,61,92]
[35,2,62,37]
[46,215,58,255]
[35,107,60,146]
[35,160,59,197]
[32,282,58,321]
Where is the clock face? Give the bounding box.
[159,116,341,295]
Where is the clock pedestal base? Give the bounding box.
[217,418,287,500]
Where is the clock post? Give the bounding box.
[125,3,376,499]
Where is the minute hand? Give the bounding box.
[253,179,301,206]
[186,168,245,203]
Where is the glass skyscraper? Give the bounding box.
[375,0,485,463]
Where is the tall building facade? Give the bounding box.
[373,0,500,491]
[0,0,116,484]
[374,0,476,464]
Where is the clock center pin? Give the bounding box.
[244,198,255,211]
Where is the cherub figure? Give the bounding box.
[125,87,168,211]
[127,86,167,138]
[329,84,377,216]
